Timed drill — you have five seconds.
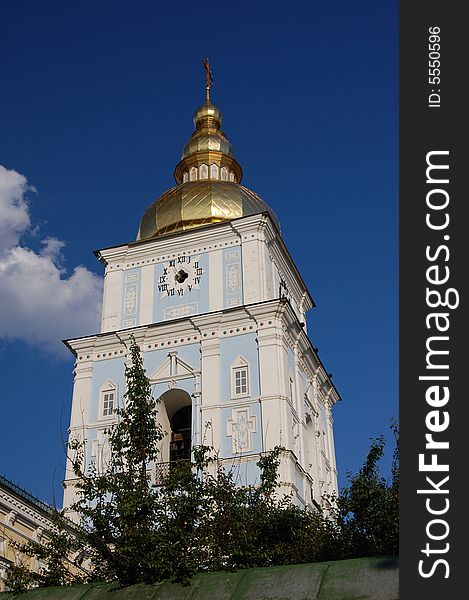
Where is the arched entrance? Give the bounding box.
[170,404,192,462]
[158,388,192,464]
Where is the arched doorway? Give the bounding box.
[158,388,192,464]
[170,404,191,462]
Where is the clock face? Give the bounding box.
[157,255,204,299]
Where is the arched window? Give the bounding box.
[189,166,197,181]
[199,164,208,179]
[221,166,228,181]
[210,164,219,179]
[183,171,189,183]
[229,171,235,182]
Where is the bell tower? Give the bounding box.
[63,66,340,512]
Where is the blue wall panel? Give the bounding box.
[121,268,141,328]
[153,253,209,322]
[219,333,259,402]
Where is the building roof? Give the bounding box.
[0,475,53,517]
[137,181,280,240]
[0,556,399,599]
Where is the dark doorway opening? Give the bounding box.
[170,404,192,462]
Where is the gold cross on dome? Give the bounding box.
[202,58,213,102]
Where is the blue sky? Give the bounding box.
[0,1,398,505]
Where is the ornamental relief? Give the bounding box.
[226,408,257,453]
[91,432,111,474]
[124,285,137,315]
[226,264,240,293]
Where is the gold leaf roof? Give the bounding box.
[136,84,278,240]
[137,180,279,240]
[182,132,235,158]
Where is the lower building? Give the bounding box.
[0,476,55,591]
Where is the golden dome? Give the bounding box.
[182,130,235,158]
[137,64,278,240]
[181,103,235,158]
[193,103,222,128]
[137,180,279,240]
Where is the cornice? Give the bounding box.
[94,214,266,266]
[0,490,53,531]
[64,297,340,405]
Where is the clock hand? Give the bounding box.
[175,269,189,284]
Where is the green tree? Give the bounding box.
[333,421,399,558]
[68,335,165,585]
[6,338,398,592]
[7,335,166,591]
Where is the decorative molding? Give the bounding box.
[149,352,198,382]
[0,491,53,531]
[226,407,257,453]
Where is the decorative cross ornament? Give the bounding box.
[227,408,257,453]
[202,58,214,102]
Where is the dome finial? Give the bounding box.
[172,64,244,186]
[202,57,213,104]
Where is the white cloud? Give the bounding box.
[0,166,31,254]
[0,165,103,355]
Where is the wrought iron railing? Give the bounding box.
[0,474,54,514]
[152,460,191,486]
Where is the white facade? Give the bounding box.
[63,211,340,511]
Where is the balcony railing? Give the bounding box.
[152,460,191,486]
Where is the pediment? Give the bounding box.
[149,352,198,381]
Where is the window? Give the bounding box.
[102,391,115,416]
[234,367,248,395]
[210,163,219,179]
[99,380,117,419]
[199,164,208,179]
[231,356,250,398]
